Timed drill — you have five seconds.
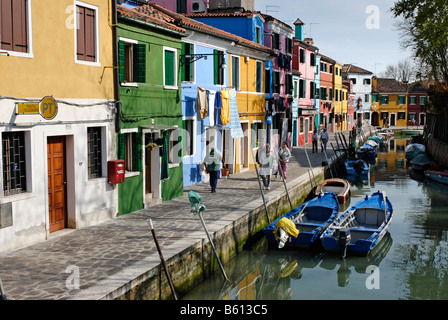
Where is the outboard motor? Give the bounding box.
[354,160,364,175]
[277,228,290,249]
[338,228,351,259]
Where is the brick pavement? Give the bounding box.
[0,131,348,300]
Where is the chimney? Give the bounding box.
[304,38,314,45]
[294,18,304,41]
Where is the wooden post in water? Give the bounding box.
[147,219,178,300]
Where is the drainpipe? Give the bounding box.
[112,0,121,134]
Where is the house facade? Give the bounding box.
[0,0,117,252]
[319,54,335,132]
[407,81,428,126]
[333,61,344,131]
[374,78,408,127]
[342,64,373,124]
[117,5,186,214]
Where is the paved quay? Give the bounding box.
[0,132,348,300]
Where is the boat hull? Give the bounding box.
[424,170,448,185]
[263,192,340,249]
[320,192,393,256]
[315,178,351,204]
[345,159,369,176]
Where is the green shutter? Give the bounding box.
[165,50,174,86]
[214,49,219,85]
[181,43,186,82]
[118,40,125,83]
[118,133,125,160]
[133,43,146,83]
[133,131,142,172]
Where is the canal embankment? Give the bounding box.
[0,129,366,300]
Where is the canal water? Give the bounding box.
[182,135,448,300]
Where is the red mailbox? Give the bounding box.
[108,160,125,184]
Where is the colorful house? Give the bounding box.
[319,54,335,132]
[342,64,373,124]
[407,81,429,126]
[117,5,186,214]
[0,0,116,252]
[292,19,318,146]
[183,8,274,172]
[343,79,356,129]
[333,61,344,131]
[374,78,408,127]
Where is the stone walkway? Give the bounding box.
[0,132,348,300]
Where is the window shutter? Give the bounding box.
[214,49,219,85]
[133,43,146,83]
[12,0,27,52]
[118,133,125,160]
[0,0,13,51]
[164,50,174,86]
[118,40,125,82]
[181,43,186,82]
[132,131,142,172]
[84,7,96,62]
[76,6,85,60]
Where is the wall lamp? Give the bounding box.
[180,53,226,69]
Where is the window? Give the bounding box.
[372,93,379,103]
[286,38,292,54]
[299,117,304,133]
[2,131,26,196]
[272,33,280,50]
[329,88,333,100]
[76,2,99,64]
[256,61,263,93]
[420,96,427,105]
[0,0,30,55]
[409,96,417,105]
[118,130,141,173]
[184,119,195,156]
[181,43,194,82]
[168,129,181,165]
[119,39,146,83]
[350,78,356,84]
[310,53,316,66]
[364,94,369,102]
[87,127,102,179]
[299,79,305,98]
[299,49,305,63]
[293,79,298,99]
[163,47,177,88]
[265,68,271,94]
[273,71,280,94]
[329,65,333,74]
[214,50,225,85]
[363,78,371,85]
[398,111,406,120]
[285,74,293,96]
[231,56,240,90]
[310,81,315,99]
[398,95,406,105]
[255,26,261,44]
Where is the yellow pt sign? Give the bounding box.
[39,96,58,120]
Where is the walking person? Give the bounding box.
[203,147,222,193]
[312,130,318,153]
[320,128,329,153]
[278,141,291,179]
[259,144,274,190]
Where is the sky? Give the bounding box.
[254,0,413,75]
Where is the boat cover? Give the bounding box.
[273,217,300,238]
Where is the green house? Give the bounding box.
[116,5,186,215]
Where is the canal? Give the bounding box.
[182,135,448,300]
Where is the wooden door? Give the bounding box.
[48,136,67,232]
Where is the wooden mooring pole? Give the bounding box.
[147,219,178,300]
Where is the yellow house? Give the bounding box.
[333,62,343,131]
[375,78,408,127]
[228,48,272,173]
[0,0,117,252]
[341,85,348,130]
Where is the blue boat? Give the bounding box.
[345,159,369,176]
[320,191,393,257]
[356,144,377,160]
[263,192,340,249]
[424,170,448,185]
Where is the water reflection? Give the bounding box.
[182,135,448,300]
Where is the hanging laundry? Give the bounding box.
[214,91,222,125]
[228,89,244,139]
[195,86,208,120]
[220,90,230,126]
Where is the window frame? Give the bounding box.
[183,117,195,158]
[2,131,28,196]
[255,60,263,93]
[0,0,33,58]
[74,1,100,66]
[87,126,103,179]
[231,55,240,91]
